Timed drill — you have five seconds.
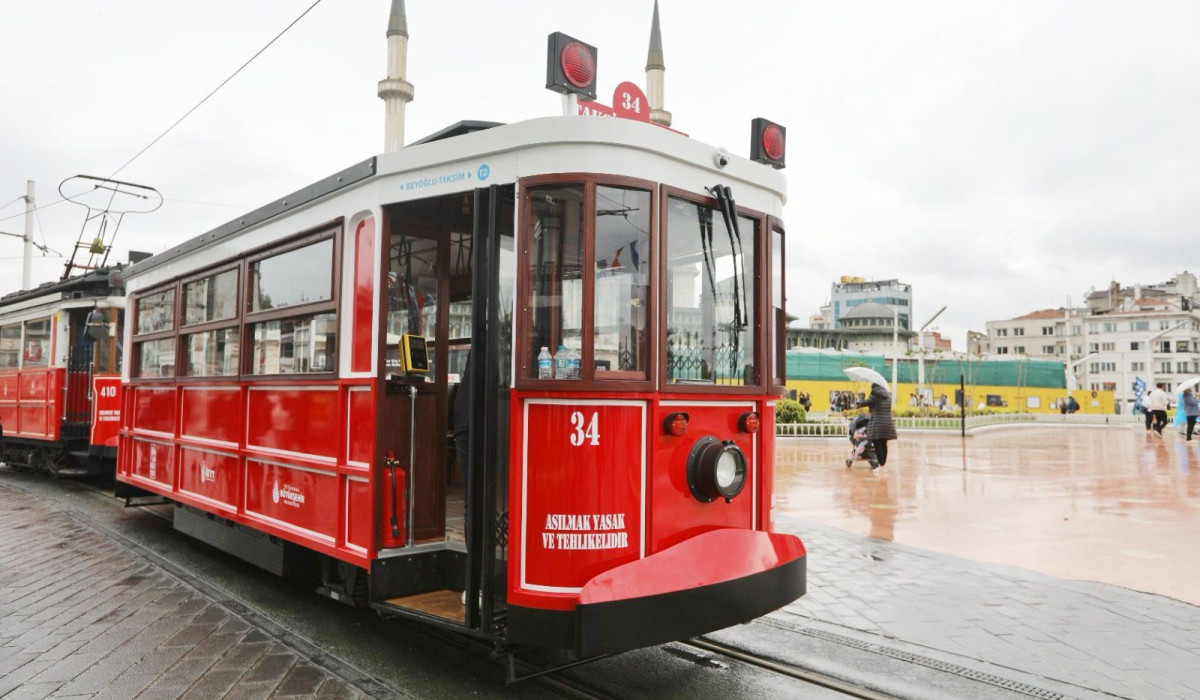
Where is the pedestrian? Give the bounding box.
[1145,383,1170,436]
[858,382,898,467]
[1182,388,1200,441]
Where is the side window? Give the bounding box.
[183,269,240,377]
[0,324,21,368]
[594,186,650,379]
[133,287,177,378]
[22,319,51,368]
[248,237,337,375]
[772,226,786,387]
[526,185,584,379]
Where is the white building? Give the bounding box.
[829,277,912,331]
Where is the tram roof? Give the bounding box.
[0,265,127,309]
[125,116,787,281]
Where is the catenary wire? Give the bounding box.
[106,0,325,181]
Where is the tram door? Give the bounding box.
[380,186,514,628]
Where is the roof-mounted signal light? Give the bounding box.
[546,32,598,100]
[750,118,786,169]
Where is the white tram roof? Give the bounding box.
[124,115,787,292]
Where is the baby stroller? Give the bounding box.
[846,415,880,469]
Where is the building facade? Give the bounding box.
[829,277,912,331]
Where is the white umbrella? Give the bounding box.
[1177,377,1200,393]
[844,366,889,388]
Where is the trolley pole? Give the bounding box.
[22,180,34,290]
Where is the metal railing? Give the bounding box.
[777,412,1142,436]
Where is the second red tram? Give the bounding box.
[117,112,804,660]
[0,267,125,476]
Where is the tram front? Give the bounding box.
[503,116,804,656]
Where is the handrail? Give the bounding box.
[777,412,1143,436]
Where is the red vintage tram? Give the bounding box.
[116,38,804,667]
[0,267,125,475]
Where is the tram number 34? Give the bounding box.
[569,411,600,447]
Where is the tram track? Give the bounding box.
[681,637,896,699]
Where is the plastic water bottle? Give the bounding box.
[537,346,552,379]
[555,344,569,380]
[568,346,581,379]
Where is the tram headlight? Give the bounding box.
[686,436,748,503]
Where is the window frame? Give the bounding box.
[129,222,342,383]
[659,185,767,394]
[514,173,658,392]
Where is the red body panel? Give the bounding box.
[177,447,239,512]
[518,400,644,593]
[351,217,376,374]
[244,459,338,544]
[181,387,242,445]
[118,380,377,568]
[649,400,759,552]
[246,387,339,461]
[90,375,123,447]
[0,368,63,440]
[508,391,772,612]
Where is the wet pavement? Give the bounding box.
[3,422,1200,699]
[775,423,1200,605]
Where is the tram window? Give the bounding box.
[21,318,50,368]
[0,324,20,368]
[252,239,333,312]
[526,184,584,378]
[137,289,174,334]
[594,186,650,378]
[184,269,238,325]
[137,337,176,378]
[665,197,757,386]
[249,312,336,375]
[183,328,240,376]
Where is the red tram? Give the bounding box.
[116,42,804,667]
[0,267,125,476]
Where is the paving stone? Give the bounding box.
[274,662,327,696]
[242,652,296,683]
[89,671,160,700]
[1,681,63,700]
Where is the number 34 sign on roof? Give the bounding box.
[578,81,650,122]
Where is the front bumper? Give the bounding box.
[508,529,806,656]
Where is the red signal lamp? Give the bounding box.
[546,32,598,100]
[750,118,786,169]
[663,412,690,437]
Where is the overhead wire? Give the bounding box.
[107,0,325,180]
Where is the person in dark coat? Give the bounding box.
[858,383,898,467]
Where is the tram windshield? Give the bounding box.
[666,196,756,386]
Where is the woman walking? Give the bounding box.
[858,383,898,467]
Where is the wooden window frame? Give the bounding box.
[128,220,343,383]
[514,173,657,393]
[659,185,767,395]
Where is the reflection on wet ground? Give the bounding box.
[775,425,1200,605]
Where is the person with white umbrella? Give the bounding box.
[1182,387,1200,441]
[844,368,898,467]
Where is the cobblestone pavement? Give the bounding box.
[0,483,381,700]
[760,516,1200,700]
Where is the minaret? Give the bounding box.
[378,0,414,152]
[645,0,672,128]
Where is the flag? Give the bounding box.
[1133,376,1146,402]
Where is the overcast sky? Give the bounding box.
[2,1,1198,348]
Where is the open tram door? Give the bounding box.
[370,184,515,639]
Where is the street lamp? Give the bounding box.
[1066,352,1097,399]
[917,306,946,405]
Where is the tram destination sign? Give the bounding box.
[578,81,651,123]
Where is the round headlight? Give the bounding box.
[686,436,748,503]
